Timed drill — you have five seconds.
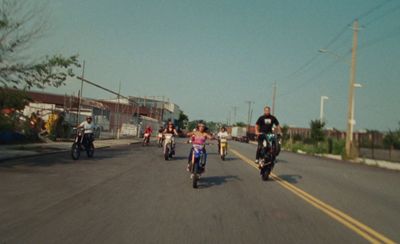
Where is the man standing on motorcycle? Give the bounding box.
[217,127,229,154]
[77,116,96,145]
[255,106,281,164]
[163,121,178,154]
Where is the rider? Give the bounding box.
[158,126,165,142]
[255,106,281,164]
[186,121,213,173]
[77,116,96,145]
[217,127,229,153]
[163,121,178,154]
[144,125,153,136]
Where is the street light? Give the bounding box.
[319,20,361,158]
[320,96,329,122]
[318,49,351,65]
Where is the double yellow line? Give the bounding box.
[230,148,395,244]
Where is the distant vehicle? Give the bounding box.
[231,126,249,143]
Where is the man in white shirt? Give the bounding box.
[217,127,229,153]
[78,116,96,143]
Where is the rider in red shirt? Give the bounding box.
[144,126,152,136]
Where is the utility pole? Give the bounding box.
[116,81,121,139]
[232,106,238,125]
[272,82,277,115]
[345,19,359,159]
[76,60,85,124]
[245,101,254,127]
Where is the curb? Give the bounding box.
[248,140,400,172]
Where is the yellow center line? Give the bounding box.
[230,148,395,244]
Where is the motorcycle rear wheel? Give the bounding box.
[261,167,271,181]
[192,160,199,188]
[86,142,94,158]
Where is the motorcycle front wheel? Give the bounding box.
[192,159,199,188]
[71,143,80,160]
[164,146,170,161]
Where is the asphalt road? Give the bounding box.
[0,139,399,244]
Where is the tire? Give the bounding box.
[261,166,271,181]
[164,146,169,161]
[192,164,198,189]
[71,143,80,160]
[86,142,94,158]
[222,148,227,160]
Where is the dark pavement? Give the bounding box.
[0,139,399,244]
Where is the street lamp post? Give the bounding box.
[320,96,329,122]
[318,19,361,158]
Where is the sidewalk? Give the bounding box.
[0,137,141,162]
[249,140,400,171]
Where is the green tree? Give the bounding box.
[0,89,31,110]
[177,111,189,130]
[234,122,246,127]
[310,119,325,144]
[383,123,400,150]
[0,1,80,89]
[187,120,201,132]
[281,124,290,141]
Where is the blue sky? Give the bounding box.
[33,0,400,130]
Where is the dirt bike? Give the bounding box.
[219,138,228,160]
[142,133,151,146]
[71,128,94,160]
[163,134,174,160]
[189,144,206,188]
[258,133,279,181]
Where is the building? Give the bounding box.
[129,96,182,125]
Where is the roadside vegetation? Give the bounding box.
[0,1,80,143]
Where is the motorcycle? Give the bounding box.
[219,138,228,160]
[142,133,151,146]
[163,134,174,160]
[189,144,206,188]
[258,133,279,181]
[157,133,164,147]
[71,128,94,160]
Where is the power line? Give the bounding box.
[356,0,394,20]
[359,26,400,51]
[278,58,342,99]
[277,0,395,96]
[364,4,400,27]
[279,22,350,83]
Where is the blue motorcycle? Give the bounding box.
[189,144,207,188]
